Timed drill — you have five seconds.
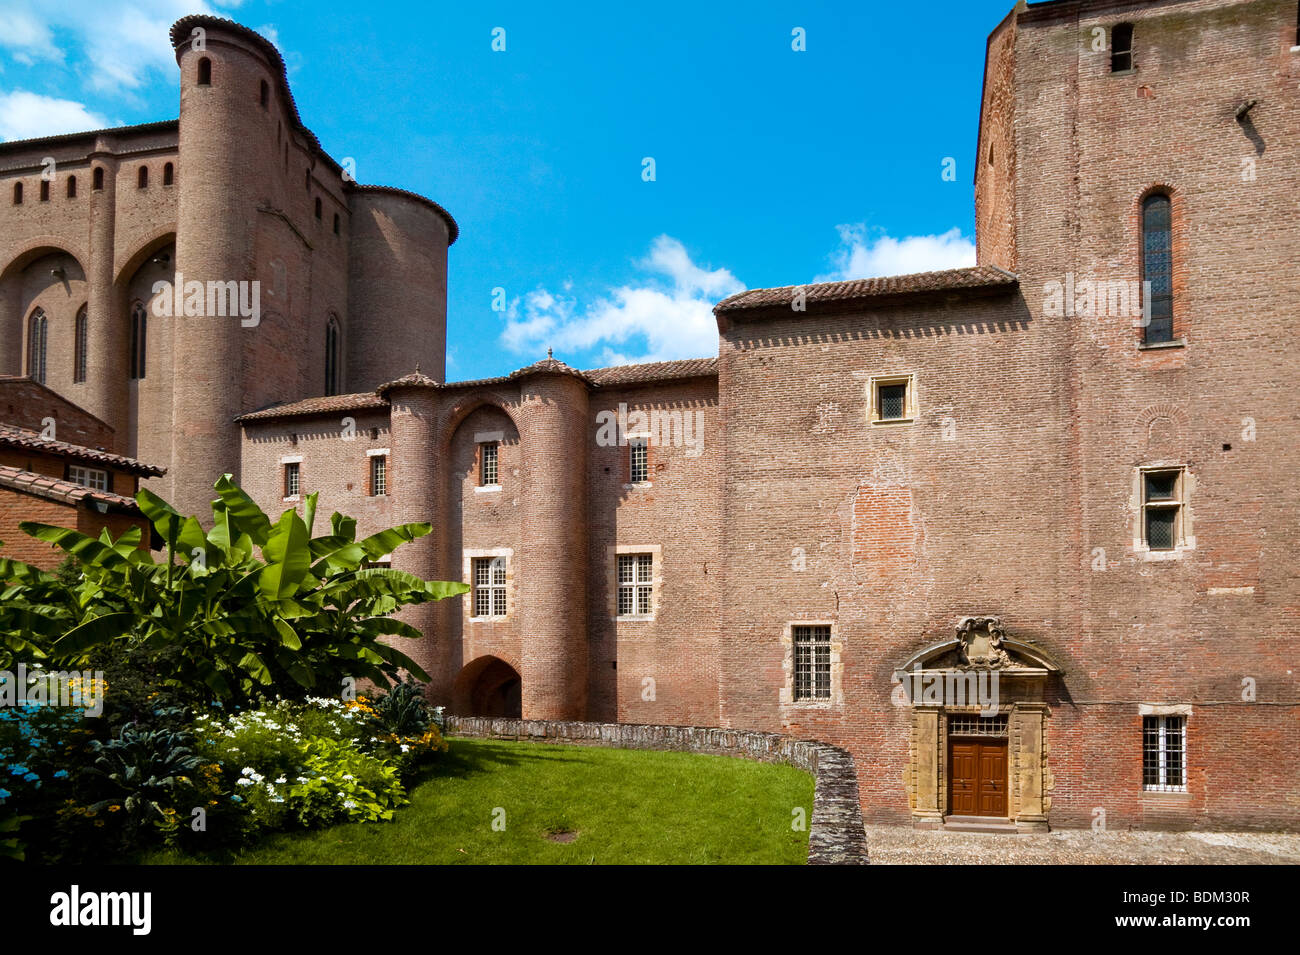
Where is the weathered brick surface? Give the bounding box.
[446,715,869,865]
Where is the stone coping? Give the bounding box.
[445,716,869,865]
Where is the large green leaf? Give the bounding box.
[18,523,130,569]
[214,474,272,546]
[258,510,312,602]
[52,612,135,654]
[356,523,432,560]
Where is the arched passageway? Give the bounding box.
[453,656,522,718]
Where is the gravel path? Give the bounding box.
[864,825,1300,864]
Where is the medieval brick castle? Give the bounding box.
[1,1,1296,832]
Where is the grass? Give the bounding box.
[144,737,814,865]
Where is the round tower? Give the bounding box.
[517,366,589,719]
[382,374,446,693]
[346,189,454,390]
[168,16,281,517]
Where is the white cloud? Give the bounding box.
[0,91,110,142]
[500,235,743,366]
[0,0,223,93]
[815,224,976,283]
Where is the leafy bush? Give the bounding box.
[4,475,468,707]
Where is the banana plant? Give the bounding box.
[8,474,468,705]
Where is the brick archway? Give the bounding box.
[453,655,522,718]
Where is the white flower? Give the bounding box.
[241,767,256,776]
[342,799,357,809]
[275,776,288,784]
[236,778,253,787]
[400,744,410,753]
[341,774,354,781]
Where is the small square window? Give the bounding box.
[869,374,916,425]
[878,384,907,420]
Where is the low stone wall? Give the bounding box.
[445,716,869,865]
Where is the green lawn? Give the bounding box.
[145,737,814,865]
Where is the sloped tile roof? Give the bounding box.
[0,466,141,514]
[584,357,718,386]
[714,265,1018,314]
[236,392,390,422]
[0,424,165,476]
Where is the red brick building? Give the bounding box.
[1,2,1295,830]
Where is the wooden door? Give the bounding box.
[949,739,1008,816]
[977,741,1008,816]
[949,742,979,815]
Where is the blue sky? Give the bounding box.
[0,0,1015,383]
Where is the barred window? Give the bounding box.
[617,554,653,616]
[284,462,300,498]
[1143,715,1186,792]
[481,442,499,486]
[793,625,831,701]
[869,374,915,424]
[629,438,649,483]
[67,465,109,491]
[370,455,387,496]
[1142,467,1184,550]
[948,714,1009,737]
[878,383,907,420]
[473,557,507,618]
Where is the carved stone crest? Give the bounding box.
[956,616,1010,669]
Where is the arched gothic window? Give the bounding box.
[130,302,147,379]
[1142,192,1173,344]
[325,316,340,396]
[27,308,47,383]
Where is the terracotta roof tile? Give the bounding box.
[584,358,718,386]
[714,265,1018,314]
[0,466,141,514]
[0,424,165,476]
[236,393,389,422]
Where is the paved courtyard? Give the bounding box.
[864,825,1300,865]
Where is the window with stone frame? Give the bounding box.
[793,625,832,701]
[473,557,507,618]
[1141,467,1185,551]
[868,373,916,425]
[617,553,653,617]
[1143,715,1187,792]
